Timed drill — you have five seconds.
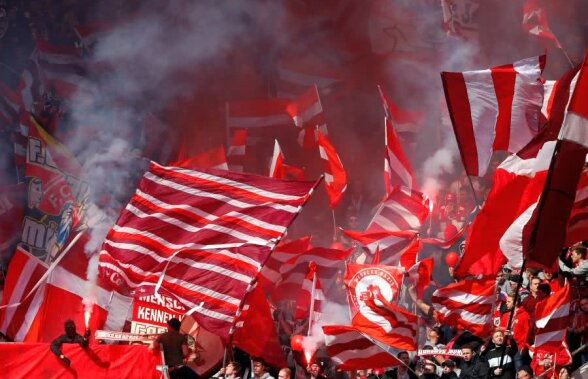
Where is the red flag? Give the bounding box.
[407,258,434,299]
[565,169,588,246]
[367,186,430,232]
[522,0,562,48]
[431,278,496,337]
[323,325,402,370]
[384,118,415,193]
[377,85,425,135]
[441,55,546,176]
[170,146,228,171]
[294,263,324,323]
[317,131,347,208]
[257,236,311,290]
[457,65,580,278]
[269,139,285,178]
[232,285,288,368]
[534,284,570,351]
[345,263,414,349]
[287,86,328,149]
[268,139,305,180]
[371,246,380,265]
[524,52,588,270]
[342,229,420,270]
[272,247,350,304]
[98,163,318,340]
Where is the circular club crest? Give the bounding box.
[348,267,401,310]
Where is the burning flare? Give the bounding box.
[84,310,91,329]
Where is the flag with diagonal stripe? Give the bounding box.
[98,162,318,340]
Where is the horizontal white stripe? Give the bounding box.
[435,289,495,304]
[434,305,491,325]
[187,303,234,323]
[324,172,334,184]
[136,189,285,234]
[293,101,322,127]
[101,258,242,306]
[148,166,303,210]
[104,240,256,282]
[49,265,111,309]
[534,329,565,347]
[125,204,269,246]
[560,112,588,148]
[331,345,384,362]
[536,303,570,328]
[111,225,261,266]
[499,140,556,176]
[325,330,359,345]
[227,146,245,156]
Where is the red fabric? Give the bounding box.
[0,343,162,379]
[441,56,545,176]
[431,278,496,337]
[232,285,288,369]
[500,307,532,348]
[317,131,347,208]
[384,117,416,193]
[408,258,434,299]
[170,145,228,170]
[99,163,318,340]
[367,185,430,232]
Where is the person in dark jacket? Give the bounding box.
[50,319,90,367]
[458,344,488,379]
[440,360,458,379]
[383,351,419,379]
[482,329,517,379]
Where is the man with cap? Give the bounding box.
[440,360,457,379]
[150,317,199,379]
[50,319,91,367]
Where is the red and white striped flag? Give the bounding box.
[431,278,495,337]
[269,139,285,178]
[271,246,350,304]
[522,0,561,48]
[226,129,247,173]
[384,118,415,193]
[456,65,580,278]
[98,162,318,340]
[257,236,311,291]
[323,325,401,370]
[170,145,228,171]
[287,86,328,149]
[317,131,347,208]
[524,52,588,270]
[341,229,420,270]
[377,85,425,134]
[441,55,545,176]
[294,262,324,324]
[534,284,570,351]
[367,186,430,233]
[407,258,434,299]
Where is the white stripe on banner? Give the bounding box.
[536,303,570,328]
[463,68,498,177]
[144,171,300,213]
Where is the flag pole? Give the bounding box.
[498,259,526,370]
[331,210,338,242]
[308,269,317,336]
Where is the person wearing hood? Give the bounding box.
[482,329,517,379]
[50,319,90,367]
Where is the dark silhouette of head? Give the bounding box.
[64,319,76,338]
[167,317,181,331]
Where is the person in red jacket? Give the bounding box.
[500,295,531,348]
[529,343,572,379]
